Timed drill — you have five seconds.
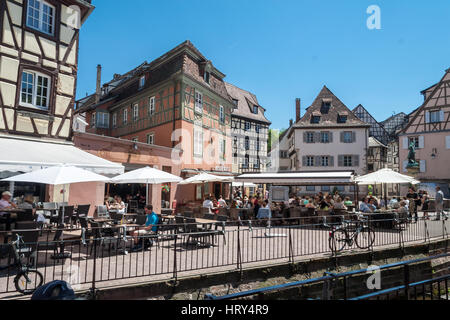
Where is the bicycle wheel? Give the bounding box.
[355,227,375,249]
[329,229,347,252]
[14,270,43,295]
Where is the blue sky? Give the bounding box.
[76,0,450,130]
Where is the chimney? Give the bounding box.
[289,119,293,127]
[295,98,301,123]
[95,64,102,104]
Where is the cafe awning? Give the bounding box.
[0,135,124,176]
[235,171,355,185]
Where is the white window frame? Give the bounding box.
[219,105,225,123]
[123,109,128,124]
[244,121,251,131]
[193,126,203,157]
[321,132,329,143]
[245,136,250,150]
[96,112,109,128]
[26,0,55,35]
[139,76,145,89]
[112,113,117,127]
[343,131,353,143]
[195,91,203,114]
[148,96,155,116]
[20,70,51,110]
[306,132,314,143]
[220,138,226,159]
[306,156,314,167]
[147,133,155,145]
[343,155,353,167]
[321,156,329,167]
[429,110,440,123]
[133,104,139,121]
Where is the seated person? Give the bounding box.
[359,198,374,213]
[0,191,17,216]
[368,198,377,211]
[131,205,159,250]
[202,196,216,214]
[396,201,409,220]
[333,197,347,210]
[217,196,227,208]
[320,195,333,210]
[256,200,272,219]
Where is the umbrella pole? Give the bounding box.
[384,183,388,209]
[146,183,149,206]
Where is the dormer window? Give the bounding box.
[311,115,321,124]
[139,76,145,89]
[338,115,348,123]
[204,72,210,84]
[26,0,55,35]
[321,102,331,114]
[253,105,258,114]
[232,99,239,108]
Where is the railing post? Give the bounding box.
[237,224,242,272]
[172,235,178,280]
[403,264,410,300]
[288,225,293,263]
[90,239,97,300]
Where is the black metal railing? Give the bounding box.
[205,253,450,300]
[0,215,448,297]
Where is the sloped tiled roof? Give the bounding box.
[294,86,369,128]
[225,82,271,124]
[75,40,231,113]
[400,68,450,134]
[353,104,390,144]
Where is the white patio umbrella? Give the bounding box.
[2,165,110,239]
[179,172,233,185]
[110,166,182,205]
[355,168,420,208]
[232,182,258,188]
[179,172,234,201]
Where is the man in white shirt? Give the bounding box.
[202,196,215,214]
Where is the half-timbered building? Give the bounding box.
[75,41,235,202]
[399,68,450,196]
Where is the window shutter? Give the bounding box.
[314,132,321,143]
[329,156,334,167]
[338,155,344,167]
[340,132,344,143]
[303,132,307,143]
[439,110,445,122]
[352,132,356,143]
[315,156,321,167]
[329,132,333,143]
[402,160,408,173]
[302,156,307,167]
[418,136,424,149]
[402,137,408,149]
[420,160,426,173]
[446,136,450,149]
[425,112,430,123]
[353,155,360,167]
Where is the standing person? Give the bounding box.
[406,187,418,222]
[253,197,261,219]
[435,186,445,221]
[421,192,430,220]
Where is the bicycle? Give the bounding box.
[328,215,375,252]
[0,234,43,295]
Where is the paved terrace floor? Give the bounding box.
[0,216,448,300]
